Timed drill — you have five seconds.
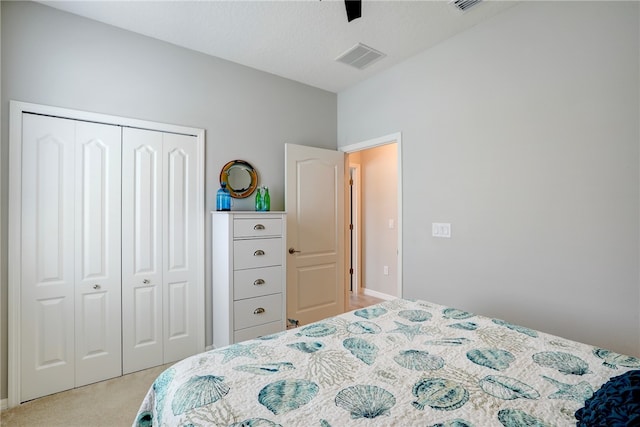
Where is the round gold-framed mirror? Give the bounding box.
[220,160,258,198]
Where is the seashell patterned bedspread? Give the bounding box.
[133,298,639,426]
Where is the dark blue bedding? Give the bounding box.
[575,369,640,426]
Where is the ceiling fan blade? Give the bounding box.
[345,0,362,22]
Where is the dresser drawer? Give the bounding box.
[234,321,282,343]
[234,266,282,300]
[234,218,282,238]
[233,294,282,330]
[233,238,282,270]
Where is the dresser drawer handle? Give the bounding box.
[254,250,265,256]
[254,224,265,230]
[254,279,265,286]
[253,307,265,315]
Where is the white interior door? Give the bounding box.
[122,128,164,374]
[285,143,345,326]
[74,121,122,387]
[122,129,200,372]
[21,114,76,401]
[163,133,199,363]
[20,115,124,400]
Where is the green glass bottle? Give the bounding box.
[255,187,263,211]
[263,187,270,211]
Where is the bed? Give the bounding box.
[134,298,640,426]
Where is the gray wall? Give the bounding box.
[0,1,336,400]
[339,1,640,357]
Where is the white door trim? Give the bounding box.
[8,100,206,407]
[340,132,403,299]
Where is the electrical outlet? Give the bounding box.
[432,223,451,238]
[383,266,389,275]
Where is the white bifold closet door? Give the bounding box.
[121,127,199,374]
[20,114,122,402]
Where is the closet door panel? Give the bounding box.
[167,281,188,339]
[133,286,159,340]
[20,114,76,401]
[122,128,163,374]
[74,121,122,386]
[163,133,198,363]
[166,146,189,271]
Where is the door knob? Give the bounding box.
[93,284,101,290]
[143,279,150,284]
[289,247,301,254]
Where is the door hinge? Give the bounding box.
[349,223,353,230]
[349,178,353,186]
[349,268,354,275]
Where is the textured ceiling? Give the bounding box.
[41,0,520,93]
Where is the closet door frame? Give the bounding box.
[8,100,206,408]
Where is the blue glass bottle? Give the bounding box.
[216,182,231,211]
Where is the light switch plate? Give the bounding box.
[432,223,451,238]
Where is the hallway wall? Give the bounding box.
[350,143,398,298]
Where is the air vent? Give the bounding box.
[335,43,386,70]
[450,0,483,12]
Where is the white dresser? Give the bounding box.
[212,211,287,347]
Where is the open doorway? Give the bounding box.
[341,133,402,303]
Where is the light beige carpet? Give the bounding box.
[1,364,171,427]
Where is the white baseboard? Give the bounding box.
[1,398,8,410]
[362,288,396,301]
